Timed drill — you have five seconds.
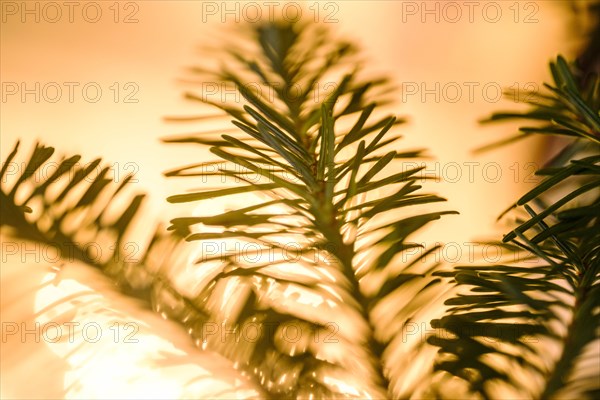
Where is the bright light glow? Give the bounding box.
[29,261,260,399]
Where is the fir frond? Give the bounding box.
[0,141,218,355]
[165,20,456,398]
[1,141,144,271]
[1,141,266,397]
[430,56,600,399]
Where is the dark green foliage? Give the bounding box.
[1,141,142,270]
[0,141,206,321]
[165,21,455,398]
[430,56,600,399]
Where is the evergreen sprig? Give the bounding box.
[429,56,600,399]
[0,141,267,397]
[165,21,456,398]
[1,141,144,272]
[0,140,214,337]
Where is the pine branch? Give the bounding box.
[1,140,267,396]
[430,56,600,399]
[165,20,456,398]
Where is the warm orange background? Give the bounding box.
[1,1,578,248]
